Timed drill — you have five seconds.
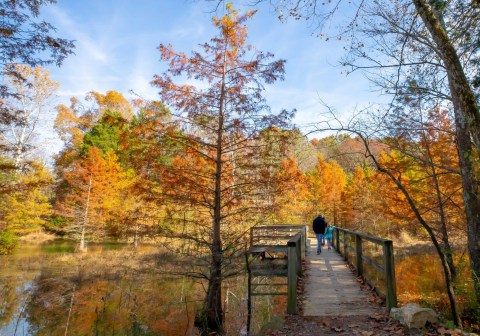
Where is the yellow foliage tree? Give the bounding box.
[307,155,347,225]
[3,161,53,235]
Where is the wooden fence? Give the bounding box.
[247,225,308,315]
[333,227,397,309]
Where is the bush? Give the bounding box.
[44,216,70,234]
[0,230,18,255]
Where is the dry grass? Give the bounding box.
[18,231,57,243]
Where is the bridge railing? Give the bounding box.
[333,227,397,310]
[248,224,308,314]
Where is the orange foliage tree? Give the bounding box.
[339,165,388,233]
[306,155,347,225]
[151,5,292,333]
[275,157,311,223]
[329,105,465,326]
[57,147,133,251]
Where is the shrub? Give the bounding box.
[44,216,70,234]
[0,230,18,255]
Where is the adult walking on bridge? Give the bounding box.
[312,214,328,255]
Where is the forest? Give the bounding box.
[0,0,480,335]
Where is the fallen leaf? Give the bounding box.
[331,327,344,332]
[361,332,374,336]
[321,319,330,327]
[369,313,384,322]
[348,324,360,328]
[438,328,449,335]
[437,327,462,336]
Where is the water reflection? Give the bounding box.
[0,241,284,335]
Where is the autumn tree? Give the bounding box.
[58,147,133,251]
[340,164,388,233]
[0,65,59,166]
[274,157,311,223]
[53,92,162,244]
[317,106,464,325]
[231,0,480,305]
[54,91,132,200]
[0,160,53,254]
[86,90,133,121]
[0,0,74,124]
[2,161,53,235]
[151,5,291,333]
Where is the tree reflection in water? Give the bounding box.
[0,242,284,335]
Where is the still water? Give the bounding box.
[0,240,285,335]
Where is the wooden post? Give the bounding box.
[343,230,348,261]
[250,227,254,249]
[300,227,306,260]
[245,251,252,335]
[383,240,397,310]
[335,228,340,252]
[355,235,363,276]
[287,241,298,314]
[304,226,308,249]
[296,237,302,276]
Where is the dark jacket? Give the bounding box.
[312,215,327,234]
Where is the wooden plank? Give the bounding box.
[303,244,380,317]
[250,259,288,269]
[251,269,288,276]
[253,234,297,239]
[361,255,384,273]
[252,283,287,287]
[336,227,391,244]
[249,246,288,254]
[251,292,288,296]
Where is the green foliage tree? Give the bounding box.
[82,111,128,156]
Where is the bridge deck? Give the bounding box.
[303,240,381,316]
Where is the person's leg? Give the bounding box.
[316,233,323,254]
[327,238,331,249]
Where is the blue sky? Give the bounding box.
[41,0,383,138]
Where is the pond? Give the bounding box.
[0,240,285,335]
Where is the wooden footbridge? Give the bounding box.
[246,225,397,325]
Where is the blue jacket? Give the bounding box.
[324,226,334,239]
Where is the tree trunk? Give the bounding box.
[79,175,92,253]
[79,226,87,252]
[413,0,480,303]
[195,43,227,335]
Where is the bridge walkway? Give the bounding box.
[303,239,381,317]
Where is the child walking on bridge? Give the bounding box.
[324,224,334,250]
